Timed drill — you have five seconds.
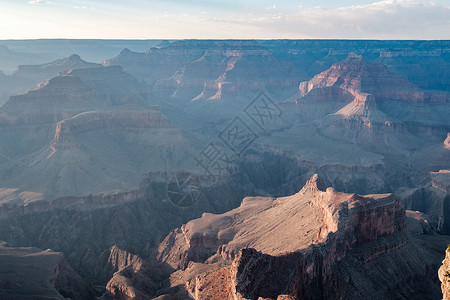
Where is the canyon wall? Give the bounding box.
[439,247,450,300]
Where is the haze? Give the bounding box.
[1,0,449,39]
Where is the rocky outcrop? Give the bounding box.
[399,170,450,234]
[49,108,181,153]
[260,40,450,91]
[157,175,339,270]
[439,246,450,300]
[0,66,188,201]
[106,40,306,102]
[13,54,100,82]
[283,55,450,154]
[66,66,145,105]
[0,74,101,125]
[156,175,416,299]
[445,133,450,150]
[0,54,101,106]
[1,64,145,126]
[432,170,450,194]
[228,175,406,300]
[296,56,449,120]
[99,245,165,300]
[297,55,432,103]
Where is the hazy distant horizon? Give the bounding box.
[1,0,449,40]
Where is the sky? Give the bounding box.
[0,0,449,39]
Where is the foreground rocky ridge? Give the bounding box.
[439,247,450,300]
[0,169,447,299]
[154,175,448,300]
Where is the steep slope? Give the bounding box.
[12,54,100,82]
[260,40,450,91]
[0,66,190,201]
[98,245,168,300]
[0,54,101,106]
[295,55,449,125]
[0,173,245,293]
[158,175,332,270]
[1,74,102,119]
[0,242,94,299]
[439,246,450,300]
[398,170,450,234]
[0,73,103,168]
[278,56,450,158]
[106,40,306,105]
[297,54,422,100]
[66,66,146,105]
[156,175,448,299]
[0,106,189,201]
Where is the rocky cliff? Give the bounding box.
[229,175,406,300]
[13,54,100,82]
[50,109,181,152]
[445,133,450,150]
[0,54,101,106]
[260,40,450,91]
[154,175,448,299]
[0,65,188,201]
[106,40,306,104]
[279,55,450,157]
[399,170,450,234]
[98,245,167,300]
[297,55,430,103]
[0,242,94,299]
[439,246,450,300]
[0,74,102,126]
[66,66,146,105]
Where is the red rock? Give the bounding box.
[439,247,450,300]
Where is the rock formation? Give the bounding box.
[439,246,450,300]
[0,242,94,299]
[106,40,307,105]
[13,54,100,83]
[445,133,450,150]
[0,54,101,106]
[66,66,146,105]
[98,245,167,300]
[0,64,189,201]
[154,174,448,299]
[399,170,450,234]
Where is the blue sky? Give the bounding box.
[0,0,449,39]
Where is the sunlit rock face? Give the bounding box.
[445,133,450,150]
[155,175,450,300]
[439,247,450,300]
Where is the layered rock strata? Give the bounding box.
[157,175,411,299]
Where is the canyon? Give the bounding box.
[0,39,449,299]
